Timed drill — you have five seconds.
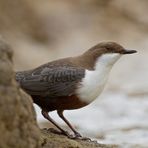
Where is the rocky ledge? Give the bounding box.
[40,128,118,148]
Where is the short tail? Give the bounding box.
[15,72,23,83]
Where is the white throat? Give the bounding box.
[77,53,121,103]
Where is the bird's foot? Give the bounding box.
[73,136,92,141]
[60,130,73,138]
[45,128,97,143]
[46,128,66,135]
[68,132,92,141]
[73,134,97,143]
[74,132,82,138]
[48,128,74,138]
[47,128,61,134]
[61,131,82,139]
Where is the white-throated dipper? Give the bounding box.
[16,42,137,139]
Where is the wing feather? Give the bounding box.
[16,66,85,97]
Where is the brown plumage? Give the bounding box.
[16,42,137,139]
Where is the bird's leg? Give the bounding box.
[57,110,92,141]
[57,110,82,138]
[41,110,71,137]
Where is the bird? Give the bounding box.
[15,42,137,139]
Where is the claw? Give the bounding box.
[68,133,92,141]
[74,136,91,141]
[75,136,98,143]
[47,128,60,134]
[47,128,72,137]
[74,132,82,138]
[59,130,75,139]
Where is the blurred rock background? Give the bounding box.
[0,0,148,147]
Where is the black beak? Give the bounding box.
[122,49,137,54]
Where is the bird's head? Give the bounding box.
[83,42,137,67]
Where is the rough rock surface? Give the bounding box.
[40,128,118,148]
[0,38,118,148]
[0,38,40,148]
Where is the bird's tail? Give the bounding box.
[15,72,24,83]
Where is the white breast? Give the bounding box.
[76,53,121,103]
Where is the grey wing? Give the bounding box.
[16,67,85,97]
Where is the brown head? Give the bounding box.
[78,42,137,69]
[84,42,137,56]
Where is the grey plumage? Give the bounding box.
[16,65,85,98]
